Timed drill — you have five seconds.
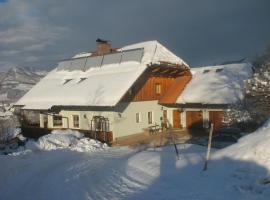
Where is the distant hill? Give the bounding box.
[0,67,47,104]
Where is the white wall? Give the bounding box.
[39,103,163,140]
[113,100,163,139]
[41,110,115,132]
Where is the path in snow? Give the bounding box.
[0,144,269,200]
[0,147,155,200]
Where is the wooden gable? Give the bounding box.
[120,63,190,103]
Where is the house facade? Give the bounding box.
[14,39,252,142]
[14,40,191,142]
[165,63,253,132]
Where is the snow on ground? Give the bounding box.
[1,124,270,199]
[214,118,270,171]
[26,129,108,153]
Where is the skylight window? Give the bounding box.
[63,79,73,85]
[215,68,223,73]
[77,78,87,83]
[203,69,210,73]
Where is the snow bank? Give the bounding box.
[214,118,270,171]
[27,130,108,152]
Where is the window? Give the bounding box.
[155,83,161,94]
[77,78,87,83]
[73,115,79,128]
[53,115,62,127]
[135,113,141,123]
[63,79,73,85]
[215,68,223,73]
[148,111,153,124]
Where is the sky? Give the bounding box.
[0,0,269,70]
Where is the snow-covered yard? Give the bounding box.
[1,123,270,200]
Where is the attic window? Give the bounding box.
[215,68,223,72]
[155,83,161,94]
[77,78,87,83]
[203,69,210,73]
[63,79,73,85]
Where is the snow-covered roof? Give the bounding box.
[176,63,253,105]
[121,41,188,66]
[16,41,188,110]
[72,52,92,58]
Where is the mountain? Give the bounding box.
[0,67,47,104]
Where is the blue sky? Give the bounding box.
[0,0,269,70]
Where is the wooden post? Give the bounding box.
[203,123,214,171]
[166,119,179,160]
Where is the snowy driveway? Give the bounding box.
[0,144,269,200]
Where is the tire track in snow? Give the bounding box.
[0,147,157,200]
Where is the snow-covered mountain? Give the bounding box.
[0,67,47,104]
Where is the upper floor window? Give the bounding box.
[155,83,161,94]
[53,115,62,127]
[73,115,79,128]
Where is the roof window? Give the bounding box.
[77,78,87,83]
[215,68,223,73]
[63,79,73,85]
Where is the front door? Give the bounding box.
[173,110,181,128]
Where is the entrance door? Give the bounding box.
[186,111,203,129]
[173,110,181,128]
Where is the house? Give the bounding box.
[14,39,253,143]
[162,63,253,132]
[14,39,191,142]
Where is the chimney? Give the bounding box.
[96,38,112,55]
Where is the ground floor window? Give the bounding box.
[73,115,79,128]
[135,113,141,123]
[53,115,62,127]
[148,111,153,124]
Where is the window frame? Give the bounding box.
[135,112,141,123]
[155,83,161,95]
[53,115,63,127]
[148,111,153,124]
[73,115,80,128]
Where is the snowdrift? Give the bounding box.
[26,129,108,152]
[214,118,270,171]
